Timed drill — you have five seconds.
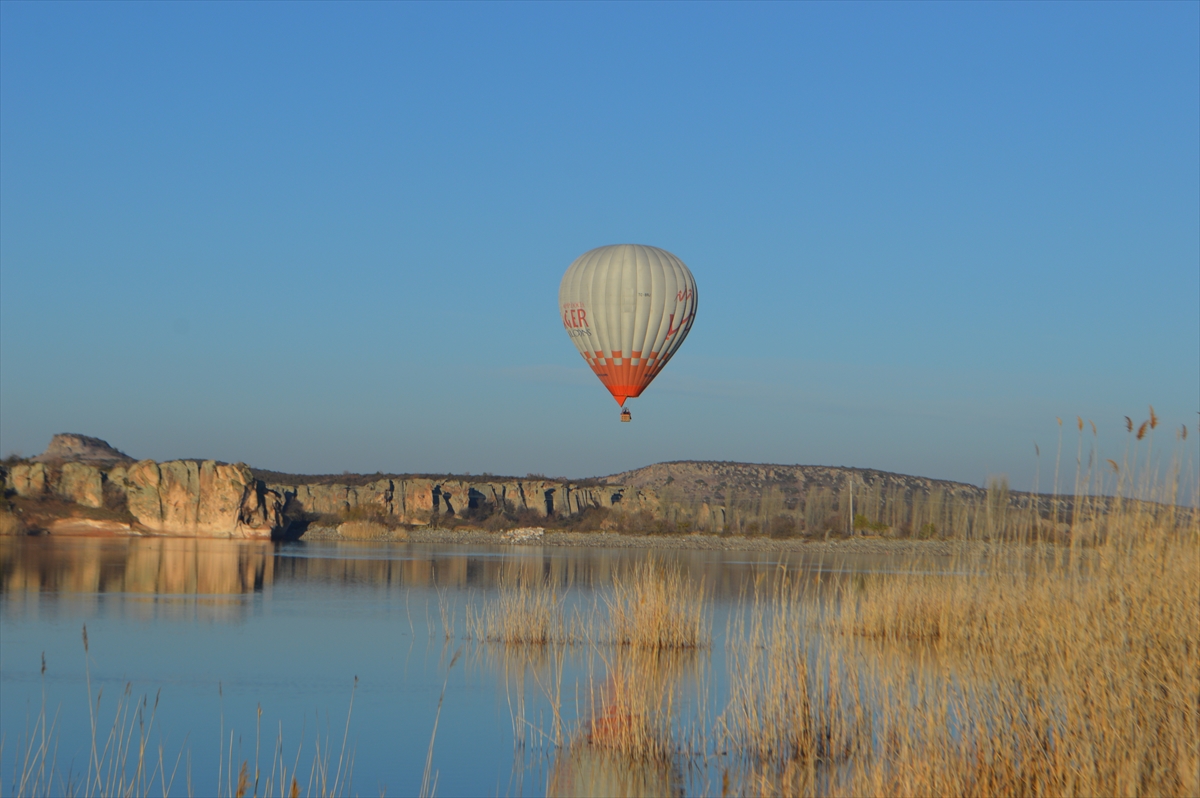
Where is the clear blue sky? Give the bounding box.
[2,2,1197,489]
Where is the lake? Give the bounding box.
[1,535,917,797]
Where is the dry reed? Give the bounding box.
[465,557,709,651]
[464,576,573,645]
[334,520,407,541]
[583,648,683,762]
[606,558,709,651]
[719,475,1199,796]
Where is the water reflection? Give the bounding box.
[549,745,683,798]
[1,536,896,600]
[0,535,975,797]
[0,536,273,595]
[548,647,697,798]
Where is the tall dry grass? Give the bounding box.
[465,557,709,651]
[720,569,870,795]
[543,647,702,797]
[720,471,1199,797]
[583,648,685,762]
[465,576,575,645]
[837,516,1197,796]
[607,559,709,651]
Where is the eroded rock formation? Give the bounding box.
[7,463,48,498]
[4,434,1038,541]
[4,437,284,537]
[2,435,648,537]
[122,460,282,538]
[58,462,104,508]
[266,476,645,525]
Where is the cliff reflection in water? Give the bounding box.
[269,541,839,596]
[1,535,853,603]
[0,536,274,596]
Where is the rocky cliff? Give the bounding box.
[1,435,655,538]
[4,434,1049,540]
[265,474,643,526]
[122,460,283,537]
[4,457,283,538]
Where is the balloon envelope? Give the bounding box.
[559,244,698,406]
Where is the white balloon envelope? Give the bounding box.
[559,244,697,408]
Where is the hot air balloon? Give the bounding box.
[559,244,697,421]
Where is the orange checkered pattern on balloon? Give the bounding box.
[582,350,672,406]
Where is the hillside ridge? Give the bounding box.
[602,460,988,506]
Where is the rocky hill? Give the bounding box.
[2,435,645,538]
[31,433,133,465]
[603,460,990,507]
[4,434,1065,540]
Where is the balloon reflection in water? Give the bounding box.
[548,648,699,798]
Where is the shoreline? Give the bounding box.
[3,523,1067,561]
[308,525,977,558]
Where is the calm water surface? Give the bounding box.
[0,536,925,796]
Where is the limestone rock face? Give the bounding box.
[267,474,640,526]
[124,460,282,538]
[273,478,405,521]
[6,463,48,497]
[398,480,434,517]
[32,434,133,465]
[57,463,104,508]
[3,432,658,538]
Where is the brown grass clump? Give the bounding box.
[465,559,711,789]
[465,576,574,645]
[334,520,406,540]
[607,558,709,650]
[722,571,810,762]
[465,559,709,651]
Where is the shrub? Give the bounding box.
[558,506,612,531]
[767,514,797,538]
[853,514,889,533]
[337,520,406,540]
[343,503,389,522]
